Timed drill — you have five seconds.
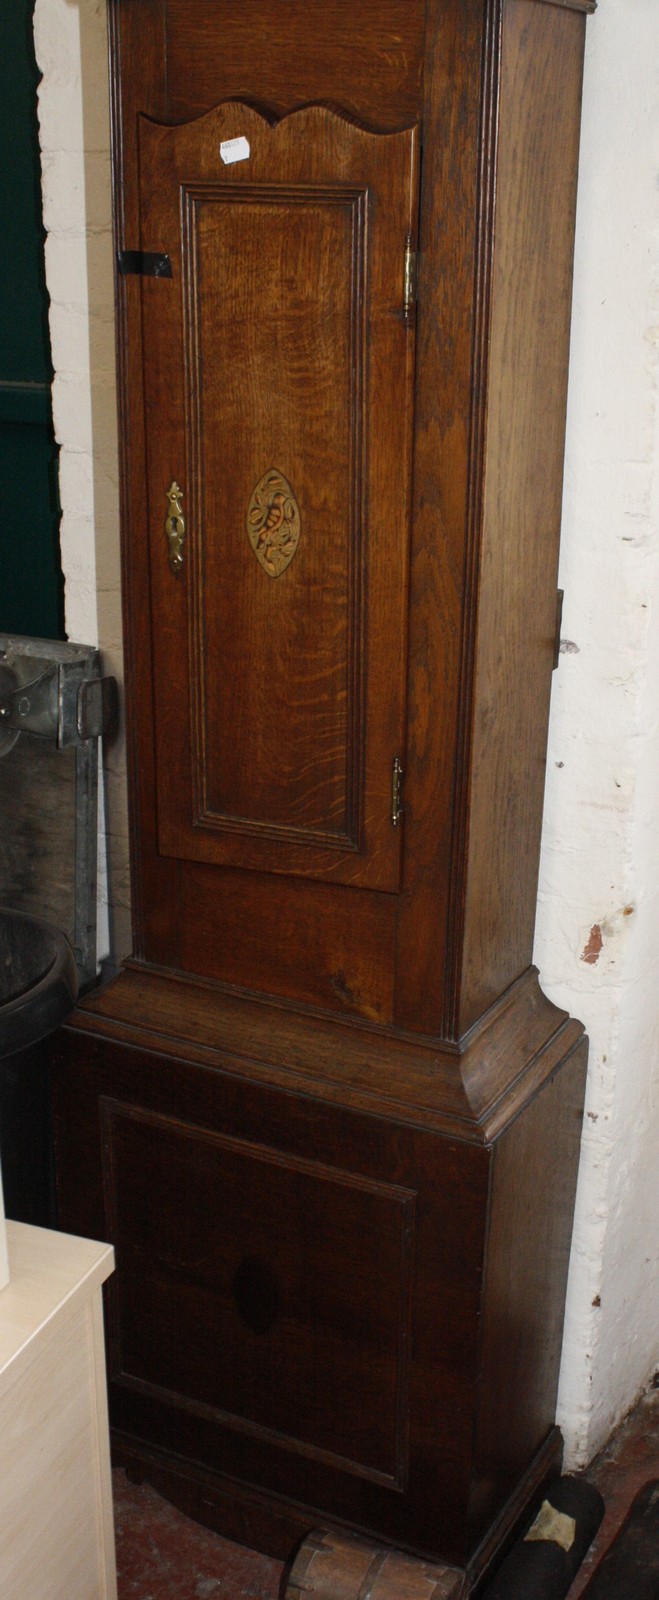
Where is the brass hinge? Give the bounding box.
[391,756,404,828]
[404,237,417,321]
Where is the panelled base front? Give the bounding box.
[51,966,587,1582]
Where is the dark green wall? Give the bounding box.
[0,0,64,639]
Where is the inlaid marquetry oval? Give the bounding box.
[247,468,301,578]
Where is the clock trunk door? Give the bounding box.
[139,104,419,891]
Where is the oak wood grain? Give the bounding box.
[392,0,491,1034]
[108,0,592,1034]
[138,103,418,893]
[177,865,398,1023]
[457,0,588,1032]
[163,0,426,128]
[58,962,582,1145]
[468,1041,588,1550]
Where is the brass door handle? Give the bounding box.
[165,481,185,572]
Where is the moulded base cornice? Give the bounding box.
[67,960,585,1145]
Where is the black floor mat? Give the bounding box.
[480,1476,604,1599]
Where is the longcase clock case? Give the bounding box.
[52,0,595,1589]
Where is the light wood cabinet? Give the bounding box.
[0,1224,116,1599]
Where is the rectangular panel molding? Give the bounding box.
[183,184,367,853]
[101,1098,416,1488]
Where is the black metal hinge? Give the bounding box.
[117,250,172,279]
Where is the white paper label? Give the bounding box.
[220,136,251,166]
[525,1502,577,1553]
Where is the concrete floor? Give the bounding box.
[113,1385,659,1598]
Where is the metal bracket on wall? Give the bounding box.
[0,656,117,749]
[0,635,118,988]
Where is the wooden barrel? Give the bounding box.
[285,1528,466,1600]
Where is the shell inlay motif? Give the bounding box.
[247,468,301,577]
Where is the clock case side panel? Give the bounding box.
[108,0,178,968]
[452,0,589,1037]
[467,1036,589,1565]
[393,0,495,1036]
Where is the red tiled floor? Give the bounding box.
[113,1384,659,1598]
[112,1471,283,1600]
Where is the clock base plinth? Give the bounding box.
[53,964,585,1580]
[109,1422,564,1588]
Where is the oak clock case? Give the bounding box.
[51,0,595,1591]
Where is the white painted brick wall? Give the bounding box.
[535,0,659,1463]
[34,0,131,964]
[33,0,659,1463]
